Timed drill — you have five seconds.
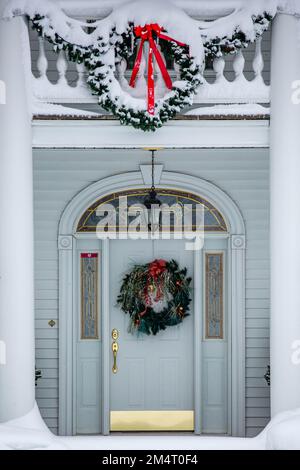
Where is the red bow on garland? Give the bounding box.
[129,24,186,115]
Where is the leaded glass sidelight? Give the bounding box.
[76,189,227,233]
[81,253,99,340]
[205,253,224,339]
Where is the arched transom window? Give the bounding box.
[77,189,227,233]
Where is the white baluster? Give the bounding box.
[134,40,147,97]
[155,43,168,98]
[233,49,246,83]
[116,58,129,90]
[253,36,264,81]
[173,62,181,81]
[116,58,127,81]
[76,62,86,89]
[57,49,68,86]
[213,56,226,84]
[36,37,48,80]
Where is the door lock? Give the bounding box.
[112,328,119,340]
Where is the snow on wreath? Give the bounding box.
[10,0,274,131]
[117,259,192,336]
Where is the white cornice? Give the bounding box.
[32,119,270,149]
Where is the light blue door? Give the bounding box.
[109,239,194,431]
[74,237,229,434]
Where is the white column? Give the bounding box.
[270,13,300,416]
[0,17,35,421]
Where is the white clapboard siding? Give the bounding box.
[33,147,270,436]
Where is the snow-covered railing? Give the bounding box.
[31,32,270,107]
[194,36,269,104]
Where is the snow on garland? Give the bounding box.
[6,0,274,131]
[117,259,192,336]
[31,16,202,131]
[203,13,274,58]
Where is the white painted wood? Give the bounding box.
[30,28,271,105]
[58,235,74,435]
[140,165,164,186]
[230,235,246,436]
[0,17,35,422]
[76,62,87,90]
[194,248,202,435]
[57,50,68,87]
[270,13,300,417]
[102,239,110,435]
[37,37,49,80]
[32,120,270,149]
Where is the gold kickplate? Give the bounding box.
[110,410,194,432]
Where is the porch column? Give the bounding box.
[270,13,300,416]
[0,17,35,421]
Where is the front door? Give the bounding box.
[109,239,194,432]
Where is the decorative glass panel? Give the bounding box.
[76,189,227,233]
[205,253,224,339]
[81,253,99,340]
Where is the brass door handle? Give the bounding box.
[112,341,119,374]
[111,329,119,374]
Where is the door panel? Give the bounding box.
[75,239,102,435]
[201,246,228,434]
[109,239,194,431]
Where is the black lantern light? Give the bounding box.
[143,149,162,233]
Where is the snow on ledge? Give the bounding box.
[32,101,101,118]
[4,0,300,22]
[185,104,270,117]
[1,402,300,450]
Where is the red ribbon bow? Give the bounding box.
[148,259,167,280]
[129,23,186,115]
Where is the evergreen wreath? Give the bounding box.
[117,259,192,336]
[30,10,273,132]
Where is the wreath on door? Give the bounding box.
[117,259,192,335]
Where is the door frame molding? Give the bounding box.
[58,171,246,436]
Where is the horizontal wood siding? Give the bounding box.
[33,148,270,436]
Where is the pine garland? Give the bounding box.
[30,11,273,132]
[203,13,273,58]
[117,259,192,336]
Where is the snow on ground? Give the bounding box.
[1,403,300,450]
[185,104,270,116]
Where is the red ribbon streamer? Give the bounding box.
[129,24,186,115]
[146,259,167,303]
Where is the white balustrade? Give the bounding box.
[31,29,270,109]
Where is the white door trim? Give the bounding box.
[58,171,246,436]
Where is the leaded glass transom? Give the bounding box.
[77,189,227,233]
